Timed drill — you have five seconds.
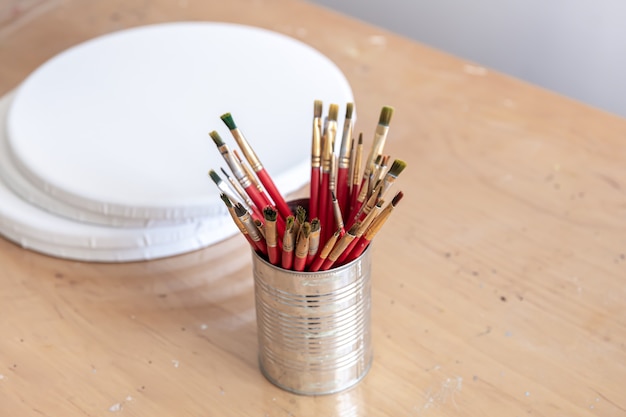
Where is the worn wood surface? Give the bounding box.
[1,0,625,415]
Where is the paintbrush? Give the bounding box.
[318,103,338,246]
[306,218,321,267]
[355,158,406,224]
[263,206,280,265]
[335,199,384,265]
[209,169,262,221]
[281,215,295,270]
[234,202,267,255]
[221,113,292,221]
[308,228,341,272]
[209,131,271,214]
[344,191,403,263]
[336,102,354,219]
[309,100,323,221]
[320,223,358,271]
[293,221,311,272]
[219,193,256,248]
[349,133,363,214]
[348,106,394,222]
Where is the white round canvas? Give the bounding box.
[0,92,243,261]
[6,22,354,225]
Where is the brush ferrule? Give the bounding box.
[372,125,390,158]
[226,154,252,189]
[322,121,337,172]
[311,116,322,166]
[231,128,262,171]
[295,235,309,259]
[338,121,353,169]
[308,229,321,257]
[265,220,277,247]
[239,212,262,242]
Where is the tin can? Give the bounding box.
[251,217,373,395]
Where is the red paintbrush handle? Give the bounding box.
[349,182,359,217]
[256,169,292,221]
[318,172,330,244]
[336,167,349,218]
[293,255,306,272]
[267,244,280,265]
[344,237,369,263]
[281,248,294,270]
[244,184,271,215]
[307,254,325,272]
[309,167,320,220]
[320,257,335,271]
[255,237,268,256]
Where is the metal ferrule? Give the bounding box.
[329,157,337,191]
[282,230,294,253]
[338,120,353,169]
[308,228,321,257]
[332,195,344,230]
[241,161,264,193]
[295,233,309,259]
[372,124,390,157]
[311,117,322,168]
[379,175,396,199]
[231,128,263,171]
[228,207,248,235]
[254,219,266,239]
[239,211,263,242]
[322,122,337,173]
[228,176,254,207]
[225,154,252,189]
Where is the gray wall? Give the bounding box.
[309,0,626,118]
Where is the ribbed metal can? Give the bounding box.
[252,244,372,395]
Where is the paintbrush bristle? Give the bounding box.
[220,167,231,178]
[219,193,233,208]
[208,169,222,184]
[234,202,247,217]
[209,130,224,146]
[286,215,295,232]
[220,113,237,130]
[295,206,307,223]
[310,218,320,232]
[358,132,363,144]
[378,106,394,126]
[314,100,323,118]
[263,206,277,222]
[328,104,339,122]
[300,222,312,237]
[392,191,404,206]
[345,102,354,119]
[388,159,407,177]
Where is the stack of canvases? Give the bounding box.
[0,22,354,261]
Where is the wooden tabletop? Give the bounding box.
[1,1,625,415]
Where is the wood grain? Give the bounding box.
[1,0,625,416]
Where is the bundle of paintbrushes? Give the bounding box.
[207,102,406,272]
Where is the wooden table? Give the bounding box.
[1,1,625,415]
